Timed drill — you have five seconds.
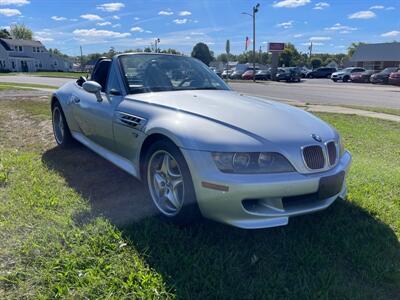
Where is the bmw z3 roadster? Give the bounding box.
[51,53,351,229]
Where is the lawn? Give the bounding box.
[0,99,399,299]
[0,71,88,79]
[0,82,58,90]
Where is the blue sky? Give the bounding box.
[0,0,399,56]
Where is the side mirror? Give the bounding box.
[83,81,103,102]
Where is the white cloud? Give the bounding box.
[273,0,310,8]
[386,6,395,10]
[51,16,66,21]
[158,10,173,16]
[112,23,121,28]
[0,0,29,6]
[190,32,204,35]
[302,42,324,46]
[96,2,125,12]
[80,14,103,21]
[70,18,78,21]
[97,21,112,26]
[310,36,331,41]
[145,30,152,33]
[34,35,54,42]
[173,18,187,24]
[348,10,376,19]
[134,17,140,20]
[369,5,384,10]
[73,28,130,39]
[381,30,400,37]
[178,11,191,16]
[313,2,330,10]
[131,26,144,32]
[293,33,303,38]
[276,20,294,29]
[112,15,120,19]
[325,23,357,32]
[0,8,20,16]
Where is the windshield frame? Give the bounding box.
[117,53,231,95]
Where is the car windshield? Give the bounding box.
[119,54,230,94]
[382,67,398,74]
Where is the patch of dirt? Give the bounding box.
[0,95,156,227]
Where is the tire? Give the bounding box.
[332,79,337,82]
[52,102,74,148]
[144,139,201,225]
[343,76,349,82]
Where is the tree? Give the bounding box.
[279,43,301,67]
[0,28,10,39]
[311,57,322,69]
[10,24,33,40]
[347,42,365,58]
[191,42,213,66]
[143,47,152,53]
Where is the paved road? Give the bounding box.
[229,79,400,109]
[1,75,399,109]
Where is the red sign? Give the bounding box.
[268,43,285,52]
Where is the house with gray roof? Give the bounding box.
[350,42,400,71]
[0,38,72,72]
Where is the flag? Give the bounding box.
[245,36,250,51]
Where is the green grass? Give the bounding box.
[0,82,58,90]
[0,100,399,299]
[0,71,88,79]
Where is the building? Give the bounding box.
[350,42,400,70]
[0,38,72,72]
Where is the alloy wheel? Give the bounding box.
[52,106,64,144]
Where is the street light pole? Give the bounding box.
[242,4,260,82]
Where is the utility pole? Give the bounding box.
[242,3,260,82]
[309,41,313,68]
[80,45,83,72]
[154,38,160,53]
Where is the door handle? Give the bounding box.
[73,96,80,104]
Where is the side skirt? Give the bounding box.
[71,131,139,178]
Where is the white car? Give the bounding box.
[51,53,351,229]
[331,67,365,82]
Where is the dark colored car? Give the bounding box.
[388,71,400,86]
[306,67,337,78]
[350,70,377,83]
[229,68,248,79]
[276,67,302,82]
[370,67,399,84]
[254,69,271,80]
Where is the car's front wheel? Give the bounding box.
[52,102,74,148]
[145,139,201,224]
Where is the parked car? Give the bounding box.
[221,69,233,79]
[276,67,302,82]
[254,69,271,80]
[229,68,247,79]
[350,70,377,83]
[331,67,365,82]
[241,69,259,80]
[370,67,399,84]
[209,67,222,78]
[388,71,400,86]
[51,53,351,229]
[299,66,311,78]
[306,67,337,78]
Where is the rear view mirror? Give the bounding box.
[83,81,103,102]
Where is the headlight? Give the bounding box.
[212,152,295,174]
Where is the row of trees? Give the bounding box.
[0,23,364,69]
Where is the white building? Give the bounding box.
[0,38,72,72]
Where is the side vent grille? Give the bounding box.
[115,112,146,129]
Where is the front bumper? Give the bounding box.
[181,149,352,229]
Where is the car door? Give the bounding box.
[72,59,122,151]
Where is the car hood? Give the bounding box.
[126,90,335,145]
[332,71,345,76]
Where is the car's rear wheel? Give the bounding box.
[145,139,201,224]
[52,102,74,148]
[343,76,349,82]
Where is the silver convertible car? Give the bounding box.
[51,53,351,229]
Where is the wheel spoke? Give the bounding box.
[164,188,181,210]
